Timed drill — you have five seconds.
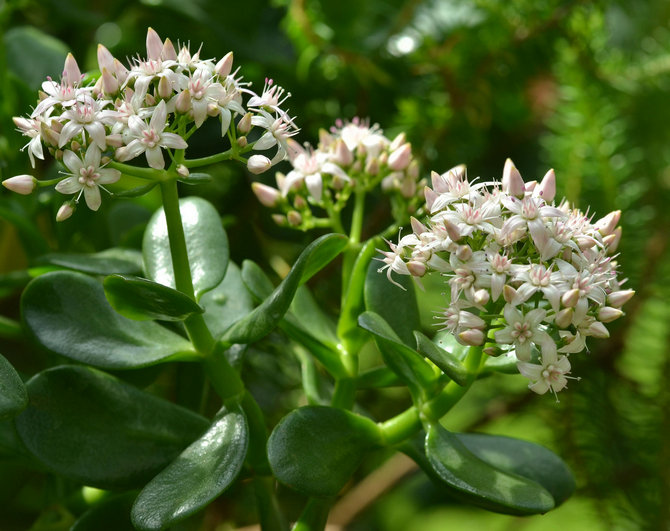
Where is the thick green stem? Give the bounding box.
[331,377,356,409]
[379,346,484,445]
[253,476,289,531]
[108,161,162,180]
[292,497,333,531]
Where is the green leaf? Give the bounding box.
[71,492,136,531]
[143,197,229,300]
[38,248,144,275]
[113,182,158,198]
[22,271,197,369]
[221,235,345,345]
[290,285,339,347]
[201,262,254,338]
[131,404,248,530]
[241,260,274,300]
[104,275,204,321]
[414,331,468,386]
[0,354,27,420]
[268,406,382,496]
[4,27,69,88]
[178,172,212,185]
[364,256,420,347]
[457,433,575,507]
[15,366,209,489]
[0,206,49,258]
[300,233,348,283]
[424,424,555,515]
[358,311,437,399]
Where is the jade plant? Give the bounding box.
[0,28,632,530]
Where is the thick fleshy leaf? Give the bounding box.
[104,275,204,321]
[358,311,436,398]
[221,235,345,345]
[5,26,68,88]
[268,406,382,496]
[241,260,275,300]
[38,248,144,275]
[143,197,229,300]
[178,172,212,185]
[364,258,420,347]
[0,354,27,420]
[424,424,555,515]
[414,331,468,386]
[457,433,575,507]
[22,271,197,368]
[113,181,158,198]
[300,233,348,283]
[131,404,248,530]
[290,286,338,347]
[201,262,253,338]
[15,366,209,489]
[71,492,136,531]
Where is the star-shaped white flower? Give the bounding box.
[517,349,575,398]
[494,304,556,361]
[55,146,120,211]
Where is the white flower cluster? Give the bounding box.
[252,117,424,230]
[5,28,297,218]
[379,159,633,397]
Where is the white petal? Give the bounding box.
[55,177,82,195]
[97,168,121,185]
[58,121,82,147]
[528,380,551,395]
[145,147,165,169]
[83,185,101,211]
[160,132,188,150]
[62,150,83,173]
[305,174,323,202]
[86,122,107,149]
[515,340,532,361]
[150,100,168,132]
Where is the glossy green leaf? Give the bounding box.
[131,404,248,530]
[481,351,522,374]
[15,366,208,489]
[143,197,229,300]
[0,354,27,420]
[268,406,382,496]
[424,423,555,515]
[221,235,344,345]
[241,259,274,300]
[201,262,253,338]
[38,248,144,275]
[300,233,348,283]
[290,285,338,347]
[71,492,136,531]
[0,206,49,258]
[22,271,197,368]
[104,275,204,321]
[358,311,437,398]
[178,172,212,185]
[5,26,69,88]
[457,433,575,507]
[414,331,468,386]
[364,257,420,347]
[113,182,158,198]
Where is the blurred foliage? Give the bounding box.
[1,0,669,529]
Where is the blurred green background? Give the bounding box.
[1,0,669,529]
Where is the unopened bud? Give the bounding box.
[596,210,621,236]
[410,216,428,235]
[598,306,624,323]
[365,157,379,176]
[474,289,490,306]
[443,219,461,242]
[425,186,439,212]
[176,164,189,177]
[604,227,622,254]
[561,288,581,308]
[390,132,406,152]
[332,139,353,166]
[554,308,573,328]
[607,289,634,308]
[456,245,472,261]
[62,53,82,86]
[407,160,419,179]
[287,210,302,227]
[175,89,191,113]
[237,136,248,148]
[157,76,172,99]
[388,143,412,171]
[105,134,123,148]
[458,329,485,346]
[207,103,219,117]
[247,154,272,175]
[406,260,426,277]
[502,158,525,197]
[575,236,597,250]
[56,202,74,222]
[215,51,234,78]
[2,175,36,195]
[161,38,178,61]
[537,169,556,202]
[483,346,502,357]
[294,195,307,209]
[318,128,334,149]
[146,27,163,60]
[237,112,253,134]
[272,214,286,226]
[587,321,610,339]
[252,182,280,207]
[101,68,119,95]
[503,285,518,304]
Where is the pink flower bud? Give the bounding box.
[97,44,115,73]
[207,103,219,117]
[114,59,129,84]
[595,210,621,236]
[483,346,502,357]
[252,182,281,207]
[443,219,461,242]
[598,306,624,323]
[538,168,556,202]
[456,245,472,261]
[502,158,525,198]
[101,68,119,95]
[157,75,172,99]
[175,89,192,114]
[237,136,248,148]
[318,128,334,149]
[431,170,449,193]
[554,308,574,328]
[247,155,272,174]
[176,164,189,177]
[105,134,123,148]
[587,321,610,338]
[145,93,156,106]
[365,157,379,176]
[561,288,581,308]
[272,214,286,226]
[294,195,307,209]
[388,143,412,171]
[424,186,439,212]
[56,202,74,222]
[390,132,406,152]
[458,329,485,346]
[607,289,634,308]
[604,227,622,254]
[161,38,178,61]
[62,53,81,86]
[410,216,428,235]
[2,175,36,195]
[215,52,234,78]
[503,285,518,304]
[237,113,253,134]
[287,210,302,226]
[407,260,426,277]
[474,289,490,305]
[146,27,163,60]
[332,139,353,166]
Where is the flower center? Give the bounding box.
[512,322,532,342]
[78,165,99,186]
[521,198,539,220]
[142,128,160,148]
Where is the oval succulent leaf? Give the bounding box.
[38,248,144,275]
[201,262,254,339]
[71,492,136,531]
[424,423,555,515]
[414,331,468,386]
[22,271,197,368]
[104,274,204,321]
[15,366,209,489]
[0,354,28,420]
[131,404,248,531]
[268,406,382,497]
[143,197,229,300]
